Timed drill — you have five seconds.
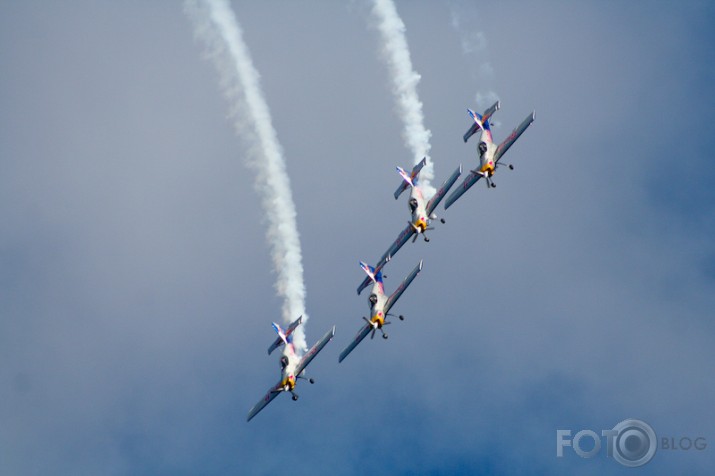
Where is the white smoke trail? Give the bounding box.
[370,0,435,197]
[185,0,308,353]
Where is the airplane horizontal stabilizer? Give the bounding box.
[393,157,427,200]
[267,315,303,355]
[463,101,500,143]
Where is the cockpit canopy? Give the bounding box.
[280,356,289,369]
[408,197,418,212]
[478,141,488,157]
[369,293,378,306]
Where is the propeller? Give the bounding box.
[364,316,378,339]
[409,221,420,243]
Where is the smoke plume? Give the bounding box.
[185,0,308,353]
[370,0,435,196]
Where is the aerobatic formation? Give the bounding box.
[186,0,534,422]
[245,101,534,421]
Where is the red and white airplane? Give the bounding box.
[444,102,534,209]
[247,317,335,422]
[340,260,422,363]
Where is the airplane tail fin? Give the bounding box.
[463,110,483,144]
[463,101,499,143]
[396,166,414,188]
[359,261,383,284]
[394,157,428,199]
[267,316,303,355]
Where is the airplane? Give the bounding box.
[340,259,422,363]
[444,105,535,210]
[356,159,461,295]
[246,321,335,422]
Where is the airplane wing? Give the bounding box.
[294,326,336,377]
[443,171,482,210]
[338,322,371,363]
[494,111,535,164]
[246,381,283,422]
[426,164,462,216]
[357,224,416,295]
[394,157,427,200]
[267,315,303,355]
[384,260,423,316]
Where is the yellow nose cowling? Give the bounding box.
[372,312,385,328]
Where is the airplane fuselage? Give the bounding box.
[368,281,388,328]
[478,140,498,176]
[279,343,301,391]
[409,187,429,233]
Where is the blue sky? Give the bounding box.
[1,1,714,474]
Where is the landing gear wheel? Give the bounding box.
[309,378,315,384]
[399,315,404,321]
[509,164,514,170]
[292,395,298,401]
[440,218,446,224]
[382,334,388,340]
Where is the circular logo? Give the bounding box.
[611,419,657,467]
